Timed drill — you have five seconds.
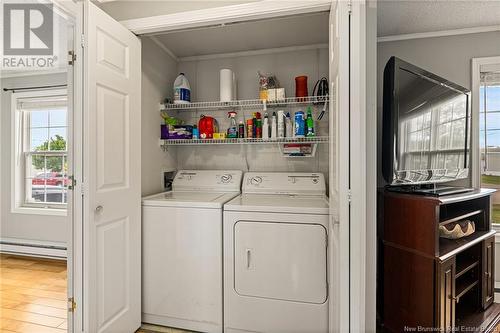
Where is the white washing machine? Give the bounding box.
[223,172,330,333]
[142,170,243,333]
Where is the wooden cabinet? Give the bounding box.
[483,235,495,309]
[437,257,455,332]
[380,189,500,333]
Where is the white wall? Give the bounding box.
[141,38,179,196]
[0,73,68,245]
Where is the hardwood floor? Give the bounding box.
[0,254,67,333]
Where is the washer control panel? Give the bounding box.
[243,172,326,195]
[173,170,242,191]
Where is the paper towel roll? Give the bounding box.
[220,69,234,102]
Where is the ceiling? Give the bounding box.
[152,12,329,58]
[378,1,500,37]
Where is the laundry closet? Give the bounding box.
[78,1,374,332]
[139,12,331,194]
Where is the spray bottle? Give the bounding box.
[227,111,238,138]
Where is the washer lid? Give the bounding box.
[142,191,239,209]
[173,170,243,192]
[224,194,329,215]
[242,172,326,196]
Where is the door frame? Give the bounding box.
[118,1,376,332]
[49,1,83,332]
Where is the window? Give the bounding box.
[13,89,68,210]
[479,71,500,223]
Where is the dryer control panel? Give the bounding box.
[173,170,243,192]
[243,172,326,195]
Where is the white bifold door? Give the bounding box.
[82,2,142,332]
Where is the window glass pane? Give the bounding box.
[485,113,500,131]
[31,128,49,151]
[49,109,67,127]
[28,155,67,204]
[48,128,67,150]
[485,86,500,112]
[30,110,48,128]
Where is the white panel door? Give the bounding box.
[329,0,351,332]
[83,2,141,332]
[234,221,327,304]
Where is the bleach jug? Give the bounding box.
[173,73,191,104]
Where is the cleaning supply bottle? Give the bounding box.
[238,120,245,138]
[255,112,262,138]
[271,112,277,139]
[227,111,238,138]
[285,112,293,137]
[173,73,191,104]
[192,125,199,139]
[262,113,269,139]
[306,106,315,137]
[277,110,285,138]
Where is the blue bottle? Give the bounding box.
[294,111,305,138]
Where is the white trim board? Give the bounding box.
[178,43,328,62]
[121,0,331,35]
[0,238,67,259]
[471,56,500,188]
[378,25,500,43]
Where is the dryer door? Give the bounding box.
[234,221,328,304]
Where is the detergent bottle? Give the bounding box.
[173,73,191,104]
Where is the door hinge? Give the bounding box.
[68,175,77,190]
[68,50,76,65]
[81,182,85,196]
[80,34,85,48]
[347,189,352,203]
[68,297,76,312]
[347,0,352,15]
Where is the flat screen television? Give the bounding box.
[382,57,471,187]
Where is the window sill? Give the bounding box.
[12,206,67,217]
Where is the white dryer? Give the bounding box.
[142,170,243,333]
[223,172,330,333]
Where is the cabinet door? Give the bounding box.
[437,257,455,332]
[482,236,495,309]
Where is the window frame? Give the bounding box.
[11,88,69,216]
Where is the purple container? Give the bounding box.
[161,124,169,139]
[166,125,193,139]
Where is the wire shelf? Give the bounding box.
[160,136,329,146]
[160,96,329,112]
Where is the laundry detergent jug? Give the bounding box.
[173,73,191,104]
[198,115,218,139]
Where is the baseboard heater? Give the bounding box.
[0,240,67,259]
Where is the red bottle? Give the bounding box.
[295,75,308,99]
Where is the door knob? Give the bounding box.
[95,205,103,213]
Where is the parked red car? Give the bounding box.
[32,172,70,187]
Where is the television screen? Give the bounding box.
[383,57,471,185]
